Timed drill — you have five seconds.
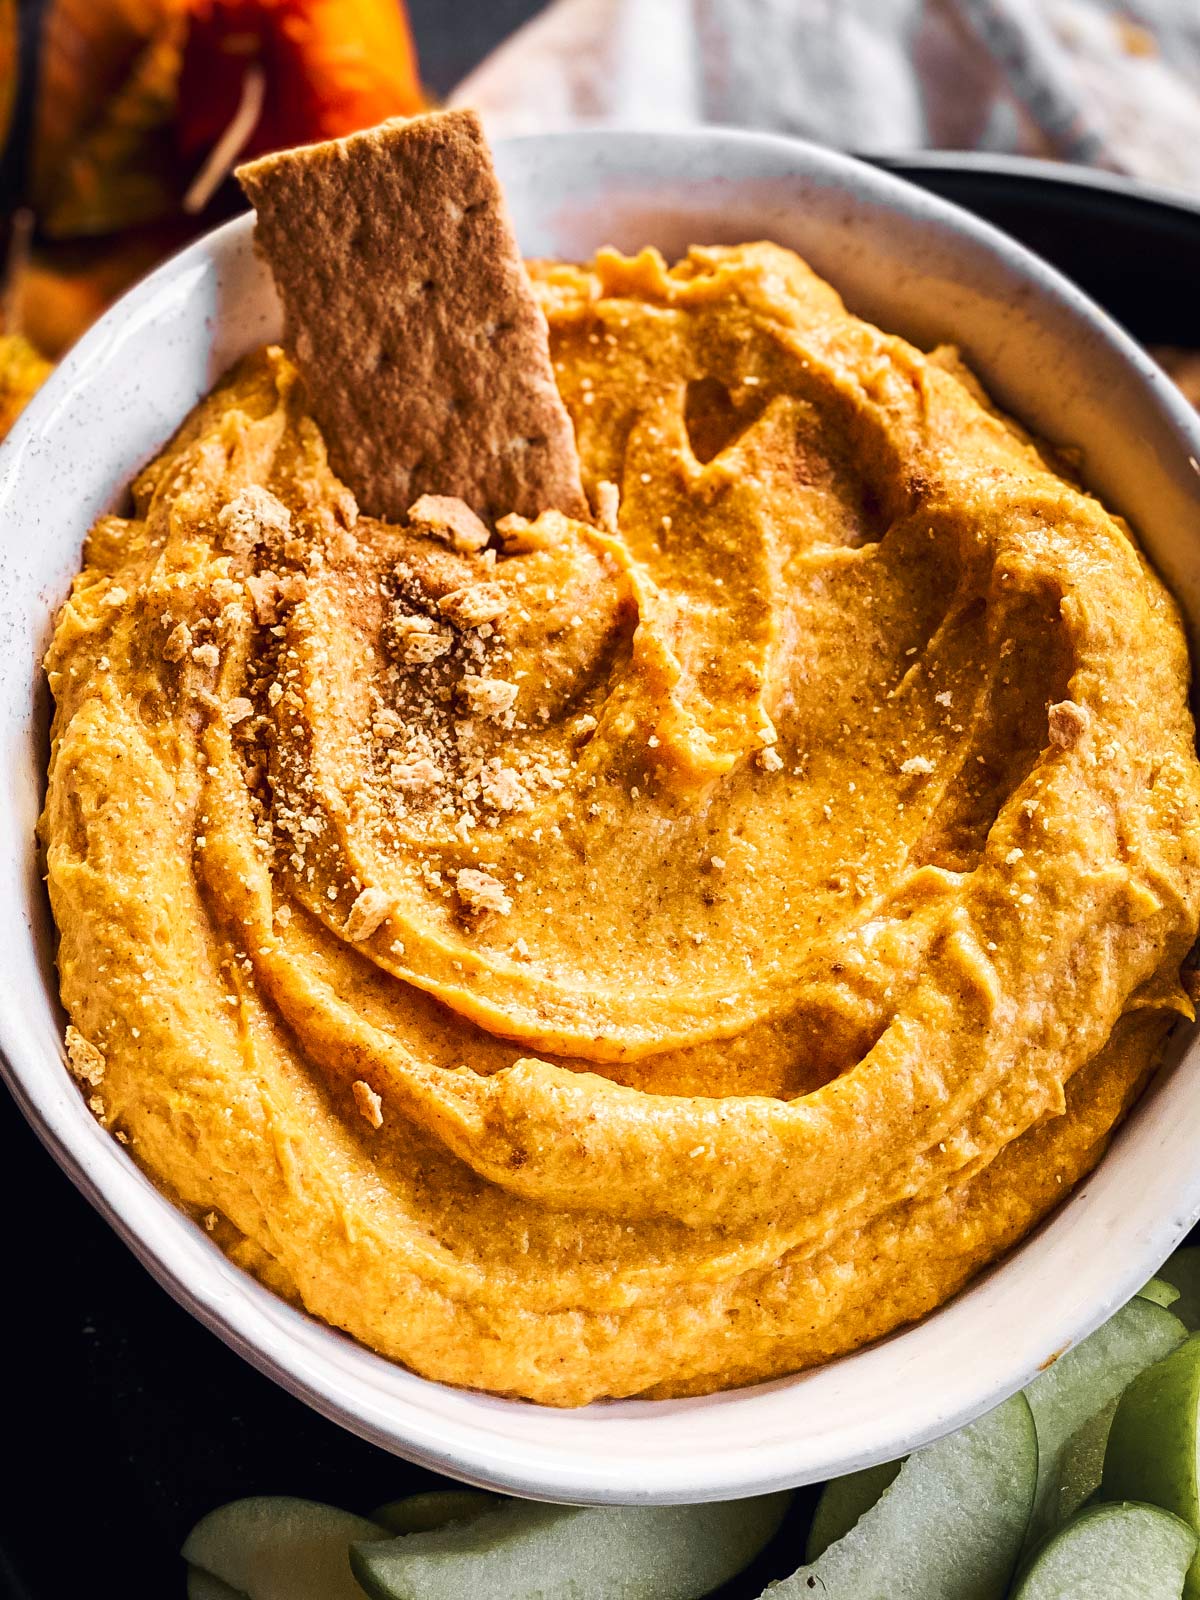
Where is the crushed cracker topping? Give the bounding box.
[247,569,306,626]
[65,1025,106,1087]
[162,621,193,663]
[352,1079,384,1128]
[388,611,453,665]
[1047,699,1090,750]
[479,762,531,812]
[594,479,620,533]
[408,494,491,552]
[438,582,508,627]
[344,885,393,941]
[495,510,568,553]
[393,756,443,790]
[218,485,291,553]
[461,674,518,719]
[455,866,512,915]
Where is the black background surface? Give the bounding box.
[5,6,1200,1593]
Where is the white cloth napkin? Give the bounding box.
[452,0,1200,192]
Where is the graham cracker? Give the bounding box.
[237,110,586,525]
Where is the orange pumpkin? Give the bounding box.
[0,0,17,158]
[6,0,425,353]
[177,0,424,167]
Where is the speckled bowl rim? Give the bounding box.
[3,128,1200,1505]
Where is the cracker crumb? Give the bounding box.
[1005,847,1024,865]
[389,611,453,665]
[218,485,291,553]
[393,756,442,790]
[352,1079,384,1129]
[203,1211,218,1232]
[438,582,508,627]
[480,763,531,812]
[455,866,512,915]
[246,569,306,626]
[65,1025,106,1087]
[593,479,620,533]
[461,674,518,719]
[228,696,254,725]
[900,755,935,776]
[344,885,392,941]
[1047,699,1090,750]
[162,620,193,663]
[191,642,220,670]
[495,510,568,553]
[408,494,491,552]
[757,746,784,773]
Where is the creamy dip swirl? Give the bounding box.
[43,244,1200,1404]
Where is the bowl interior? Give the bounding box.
[3,128,1200,1504]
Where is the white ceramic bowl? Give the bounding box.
[4,128,1200,1506]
